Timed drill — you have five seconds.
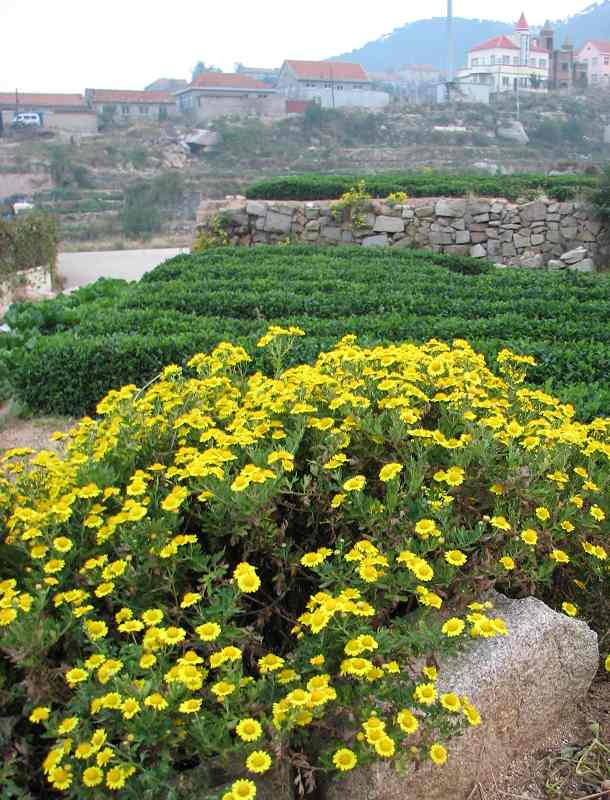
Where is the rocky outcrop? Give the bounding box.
[326,593,599,800]
[195,196,608,271]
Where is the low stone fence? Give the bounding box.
[0,265,53,315]
[196,196,608,271]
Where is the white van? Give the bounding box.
[12,112,42,127]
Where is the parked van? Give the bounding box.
[11,112,42,127]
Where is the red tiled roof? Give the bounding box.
[190,73,271,90]
[515,12,529,31]
[0,92,86,109]
[471,36,519,52]
[579,39,610,54]
[470,35,548,55]
[284,60,369,81]
[87,89,174,104]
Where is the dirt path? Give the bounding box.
[0,407,74,454]
[57,247,188,289]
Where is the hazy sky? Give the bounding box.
[0,0,595,92]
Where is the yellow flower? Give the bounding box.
[246,750,272,774]
[397,709,419,734]
[52,537,73,553]
[121,698,140,719]
[66,667,88,687]
[83,766,104,787]
[604,654,610,672]
[196,622,222,641]
[333,748,357,771]
[590,505,606,522]
[414,519,439,539]
[499,556,515,571]
[562,602,578,617]
[180,592,202,608]
[490,516,511,531]
[379,463,402,482]
[414,683,437,705]
[535,506,551,522]
[520,529,538,546]
[141,609,164,626]
[106,767,127,790]
[211,681,236,701]
[57,716,78,735]
[442,618,465,637]
[550,549,570,564]
[444,466,465,486]
[236,718,262,742]
[343,475,366,492]
[139,653,157,669]
[375,736,396,757]
[29,706,51,723]
[179,698,202,714]
[49,766,72,790]
[445,549,467,566]
[258,653,285,673]
[440,692,461,712]
[331,493,346,508]
[145,693,168,711]
[430,743,448,765]
[231,779,257,800]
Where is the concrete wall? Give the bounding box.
[1,109,97,133]
[196,196,607,272]
[189,93,285,121]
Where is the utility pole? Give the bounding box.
[447,0,454,81]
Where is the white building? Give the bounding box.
[277,60,390,110]
[456,13,550,95]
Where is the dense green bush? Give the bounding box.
[244,172,598,202]
[3,246,610,419]
[121,172,185,238]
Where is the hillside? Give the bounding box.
[331,0,610,72]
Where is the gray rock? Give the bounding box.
[547,259,566,270]
[415,205,435,218]
[455,230,471,244]
[560,246,588,264]
[568,258,595,272]
[246,201,267,217]
[327,594,598,800]
[470,244,486,258]
[320,226,342,241]
[445,244,470,255]
[264,211,293,234]
[520,254,544,268]
[496,120,529,145]
[402,207,415,219]
[435,199,466,218]
[531,233,546,246]
[514,233,531,249]
[520,200,547,223]
[374,215,405,233]
[362,234,388,247]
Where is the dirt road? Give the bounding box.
[58,248,188,289]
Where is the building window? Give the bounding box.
[139,105,149,114]
[529,57,536,66]
[561,62,569,71]
[605,56,609,65]
[513,56,519,65]
[592,57,599,66]
[336,84,344,90]
[592,73,599,82]
[472,57,479,66]
[502,76,510,86]
[502,55,510,64]
[520,77,528,87]
[323,82,331,88]
[490,55,495,65]
[121,105,130,114]
[539,59,547,68]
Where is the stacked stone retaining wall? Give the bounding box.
[196,196,609,271]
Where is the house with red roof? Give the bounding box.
[277,60,389,109]
[85,89,176,120]
[0,92,97,133]
[174,73,283,121]
[576,40,610,85]
[455,13,550,98]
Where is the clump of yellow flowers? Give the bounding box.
[0,329,608,800]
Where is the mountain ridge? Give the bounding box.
[330,1,610,73]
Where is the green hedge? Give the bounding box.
[4,246,610,418]
[244,172,599,202]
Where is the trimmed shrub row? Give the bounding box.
[4,246,610,418]
[244,172,599,202]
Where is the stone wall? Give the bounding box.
[0,266,53,315]
[196,196,608,271]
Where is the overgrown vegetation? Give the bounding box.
[245,172,599,202]
[0,211,59,278]
[0,331,608,799]
[120,172,185,238]
[3,246,610,418]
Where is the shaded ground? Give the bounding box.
[0,405,74,454]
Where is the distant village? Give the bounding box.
[1,14,609,136]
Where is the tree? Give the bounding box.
[192,62,222,81]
